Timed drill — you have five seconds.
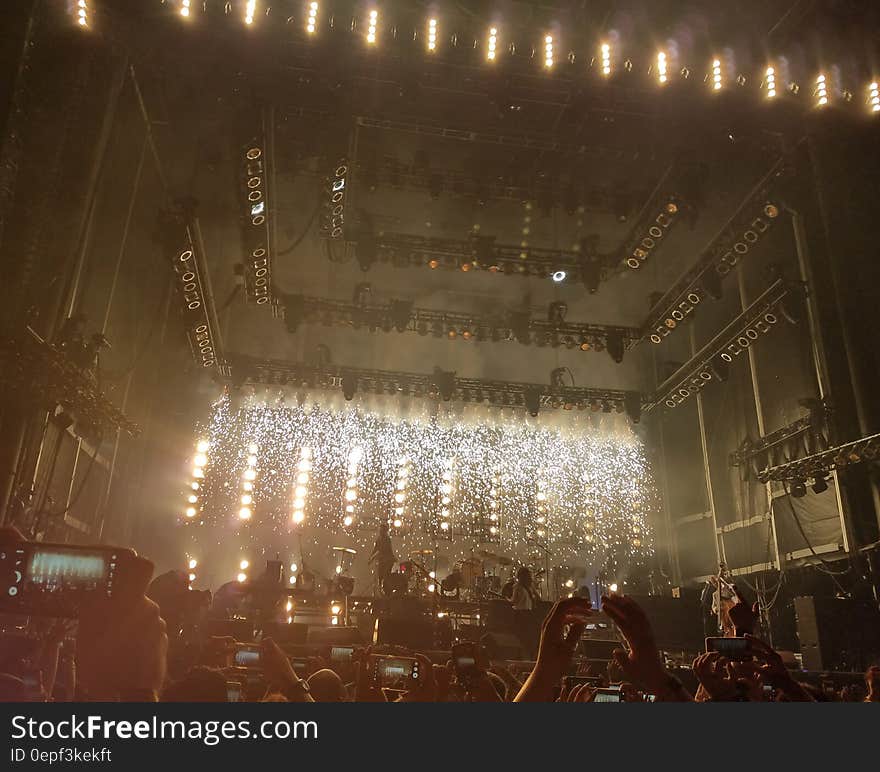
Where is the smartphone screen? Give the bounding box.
[705,637,751,660]
[0,543,132,617]
[234,647,261,667]
[330,646,354,663]
[594,689,622,703]
[226,682,242,702]
[373,656,420,688]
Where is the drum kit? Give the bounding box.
[404,547,542,601]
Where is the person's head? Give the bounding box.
[516,567,532,587]
[307,668,345,702]
[162,666,228,702]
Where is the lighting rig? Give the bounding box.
[227,355,642,421]
[348,156,630,215]
[280,293,638,356]
[616,166,683,270]
[240,127,274,306]
[644,278,792,413]
[638,160,786,346]
[170,223,226,374]
[336,230,610,290]
[730,400,831,480]
[758,432,880,487]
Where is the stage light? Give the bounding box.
[180,0,191,18]
[552,270,566,282]
[345,488,357,502]
[543,35,554,69]
[765,66,776,98]
[191,482,200,491]
[331,604,341,615]
[711,58,722,90]
[188,494,198,504]
[791,480,807,498]
[427,18,437,51]
[237,572,247,583]
[243,468,256,481]
[657,52,668,84]
[609,582,618,593]
[245,0,256,25]
[289,575,297,584]
[292,510,305,524]
[487,27,498,61]
[524,387,541,417]
[286,600,293,612]
[239,560,250,571]
[75,0,89,27]
[869,82,880,113]
[239,507,252,520]
[188,559,197,570]
[439,522,449,531]
[241,494,253,505]
[814,74,828,107]
[366,9,378,45]
[600,42,611,75]
[306,1,318,34]
[196,440,210,453]
[185,507,197,518]
[192,467,205,479]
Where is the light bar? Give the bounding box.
[543,35,554,69]
[869,81,880,113]
[711,58,722,91]
[427,18,437,51]
[306,2,318,34]
[245,1,256,26]
[366,9,378,44]
[657,51,668,84]
[815,73,828,106]
[180,0,191,18]
[600,42,611,75]
[342,447,362,528]
[624,199,680,269]
[765,66,776,98]
[392,456,409,528]
[487,26,498,61]
[76,0,89,27]
[239,443,257,520]
[292,446,310,524]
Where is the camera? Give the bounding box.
[705,636,753,661]
[0,541,152,618]
[233,645,261,667]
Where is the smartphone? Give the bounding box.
[564,675,601,690]
[0,541,151,617]
[705,637,753,661]
[594,688,622,703]
[330,646,355,664]
[451,643,480,679]
[762,684,775,700]
[645,694,657,702]
[226,681,243,702]
[370,655,421,689]
[233,645,261,667]
[290,657,310,675]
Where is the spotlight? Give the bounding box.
[180,0,191,18]
[765,66,776,98]
[432,367,456,401]
[815,74,828,107]
[342,373,357,401]
[366,8,378,45]
[711,58,722,90]
[600,42,611,75]
[75,0,89,27]
[240,560,250,570]
[487,26,498,61]
[196,440,210,453]
[606,331,625,364]
[791,480,807,498]
[237,572,247,583]
[609,582,619,593]
[543,34,554,69]
[427,18,438,52]
[624,392,642,424]
[524,387,541,417]
[657,52,668,84]
[552,270,566,282]
[811,476,829,494]
[305,1,318,34]
[868,82,879,113]
[245,0,256,25]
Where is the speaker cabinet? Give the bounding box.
[794,595,880,672]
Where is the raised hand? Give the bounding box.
[513,597,592,702]
[692,652,739,701]
[746,635,814,702]
[602,593,691,701]
[260,638,313,702]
